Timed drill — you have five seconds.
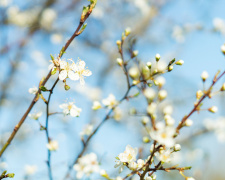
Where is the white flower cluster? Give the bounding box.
[114,145,157,179]
[149,122,176,148]
[49,58,92,85]
[73,153,100,179]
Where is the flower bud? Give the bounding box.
[64,84,70,91]
[129,67,140,79]
[155,53,160,62]
[201,71,209,82]
[196,90,203,99]
[146,62,152,68]
[185,119,193,127]
[220,83,225,91]
[117,58,123,66]
[174,144,181,151]
[143,136,150,143]
[208,106,218,113]
[143,88,156,100]
[100,169,108,178]
[125,27,131,36]
[141,116,150,125]
[116,40,121,46]
[168,65,173,72]
[132,50,139,57]
[92,101,102,110]
[221,44,225,55]
[175,60,184,65]
[158,90,167,101]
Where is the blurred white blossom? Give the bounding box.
[59,102,82,117]
[74,153,99,179]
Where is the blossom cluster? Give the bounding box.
[49,57,92,85]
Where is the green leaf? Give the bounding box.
[133,92,140,97]
[51,68,57,75]
[40,86,48,92]
[50,54,54,60]
[79,23,87,34]
[168,58,175,67]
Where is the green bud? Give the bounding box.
[168,65,173,72]
[7,173,15,178]
[64,85,70,91]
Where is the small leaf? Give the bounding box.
[51,68,57,75]
[40,86,48,92]
[79,23,87,34]
[50,54,54,60]
[133,92,140,97]
[168,58,175,67]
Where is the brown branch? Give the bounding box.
[0,2,94,158]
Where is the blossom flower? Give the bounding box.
[149,122,176,148]
[72,60,92,85]
[102,94,118,108]
[28,86,38,94]
[73,153,99,179]
[115,145,138,172]
[59,102,82,117]
[25,165,37,175]
[48,57,61,71]
[155,149,173,163]
[46,140,58,151]
[92,101,101,110]
[58,60,78,81]
[80,124,93,137]
[28,111,42,120]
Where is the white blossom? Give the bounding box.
[28,86,38,94]
[46,140,59,151]
[92,101,101,110]
[73,153,99,179]
[150,122,176,147]
[28,111,42,120]
[115,145,138,173]
[72,60,92,85]
[25,165,37,175]
[59,102,82,117]
[102,94,118,108]
[80,124,93,137]
[155,149,173,163]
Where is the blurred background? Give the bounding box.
[0,0,225,179]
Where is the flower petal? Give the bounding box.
[68,71,79,80]
[60,61,67,69]
[82,69,92,76]
[59,70,67,80]
[78,61,86,70]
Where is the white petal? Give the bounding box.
[59,70,67,80]
[82,69,92,76]
[70,63,78,72]
[48,63,54,70]
[60,61,67,69]
[78,61,86,70]
[68,71,79,80]
[59,103,68,109]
